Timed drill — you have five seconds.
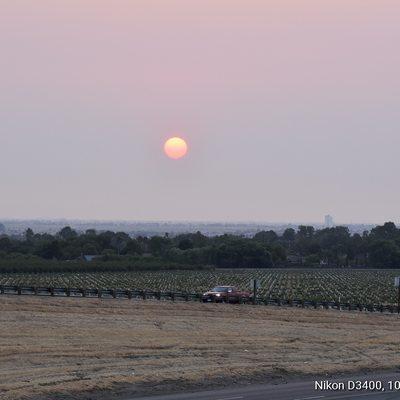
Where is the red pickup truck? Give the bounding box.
[202,286,252,303]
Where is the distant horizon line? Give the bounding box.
[0,217,390,226]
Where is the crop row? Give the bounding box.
[0,269,399,305]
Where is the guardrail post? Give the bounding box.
[17,287,22,295]
[312,300,317,309]
[50,287,54,296]
[66,288,71,297]
[171,292,175,302]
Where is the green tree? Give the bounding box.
[58,226,78,240]
[282,228,296,242]
[149,236,171,256]
[254,230,278,243]
[368,240,400,268]
[35,240,62,260]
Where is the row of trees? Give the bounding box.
[0,222,400,271]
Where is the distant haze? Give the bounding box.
[0,219,376,237]
[1,1,399,223]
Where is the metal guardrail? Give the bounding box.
[0,285,201,301]
[0,285,398,313]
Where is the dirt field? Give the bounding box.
[1,296,400,400]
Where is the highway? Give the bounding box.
[133,372,400,400]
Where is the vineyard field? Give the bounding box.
[1,268,399,305]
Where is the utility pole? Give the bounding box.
[397,285,400,314]
[251,279,260,305]
[395,277,400,313]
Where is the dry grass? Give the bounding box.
[1,295,400,399]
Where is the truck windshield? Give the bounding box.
[212,287,232,292]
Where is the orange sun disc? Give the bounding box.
[164,137,188,159]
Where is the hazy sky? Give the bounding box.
[1,1,399,223]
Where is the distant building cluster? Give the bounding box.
[324,215,334,228]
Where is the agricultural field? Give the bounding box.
[1,268,399,305]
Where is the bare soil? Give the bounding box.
[1,295,400,400]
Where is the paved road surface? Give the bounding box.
[133,372,400,400]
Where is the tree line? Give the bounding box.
[0,222,399,272]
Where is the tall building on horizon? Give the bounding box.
[324,215,334,228]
